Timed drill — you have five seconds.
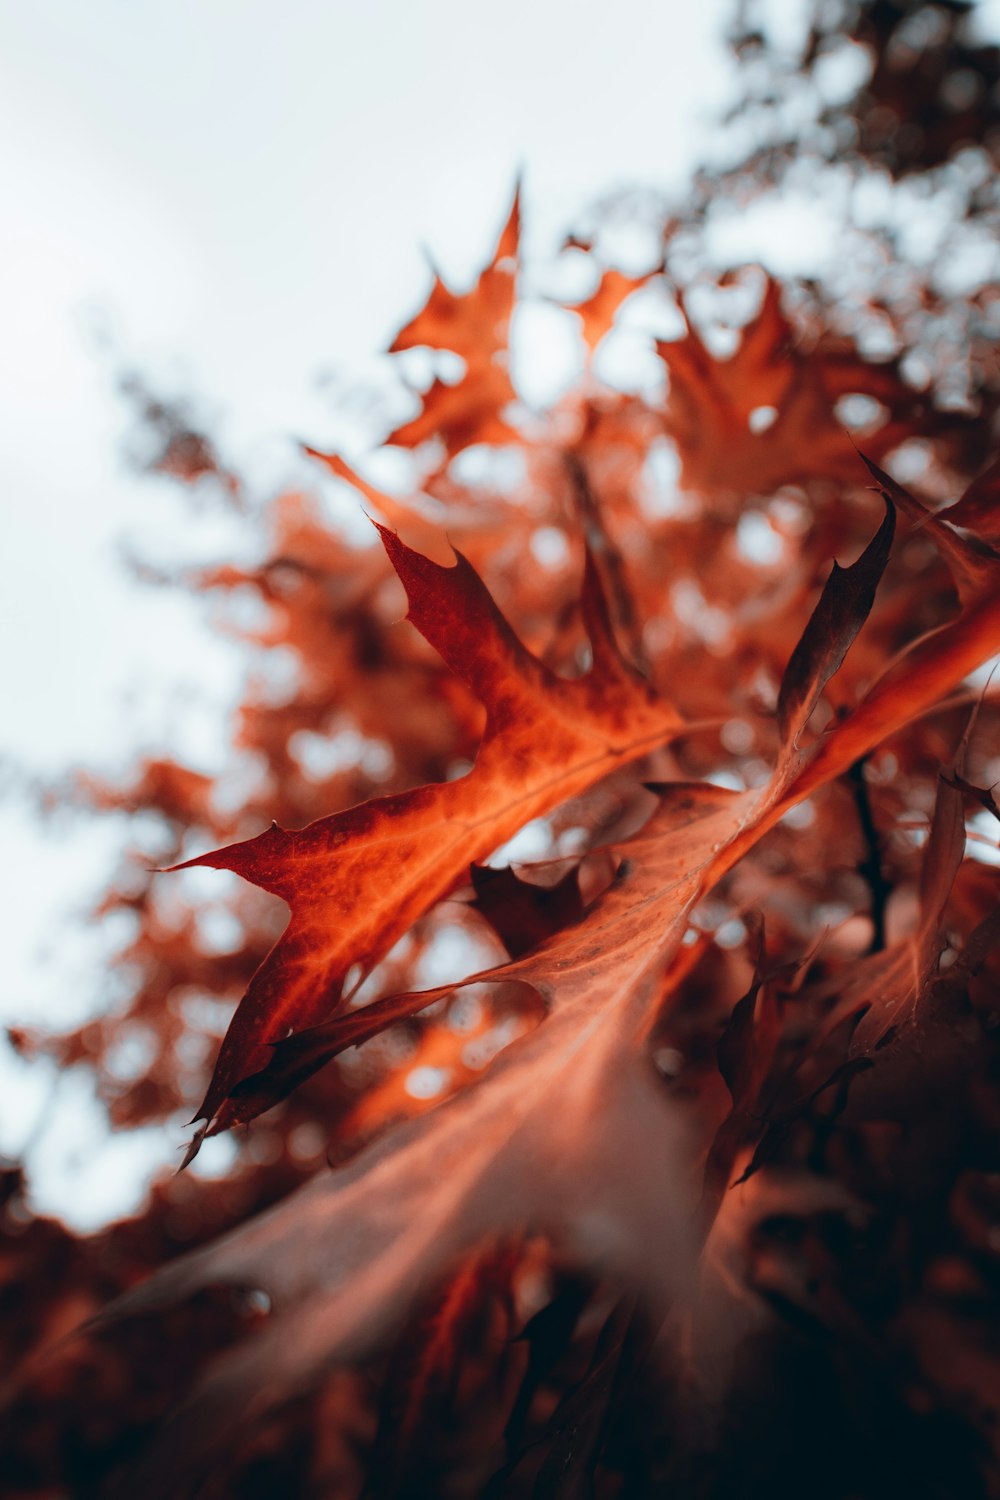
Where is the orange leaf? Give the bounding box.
[174,525,683,1141]
[385,364,516,456]
[389,188,519,363]
[777,498,895,745]
[659,278,922,495]
[940,453,1000,543]
[101,520,1000,1486]
[386,188,520,457]
[566,267,657,353]
[860,452,1000,606]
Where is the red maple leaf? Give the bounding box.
[174,524,683,1149]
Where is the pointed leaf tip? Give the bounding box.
[178,1122,208,1172]
[777,499,895,747]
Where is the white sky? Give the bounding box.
[0,0,737,1228]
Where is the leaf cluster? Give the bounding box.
[5,6,1000,1496]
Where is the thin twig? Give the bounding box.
[848,757,889,954]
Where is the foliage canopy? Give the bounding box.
[5,4,1000,1496]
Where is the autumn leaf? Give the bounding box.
[389,190,519,362]
[858,452,1000,607]
[237,492,885,1127]
[701,923,783,1213]
[659,277,925,495]
[386,188,520,458]
[101,493,933,1385]
[102,583,992,1494]
[776,498,895,746]
[97,781,746,1497]
[941,453,1000,542]
[174,523,683,1147]
[788,575,1000,806]
[367,1239,523,1496]
[237,781,751,1114]
[385,363,517,455]
[565,266,659,354]
[469,859,586,959]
